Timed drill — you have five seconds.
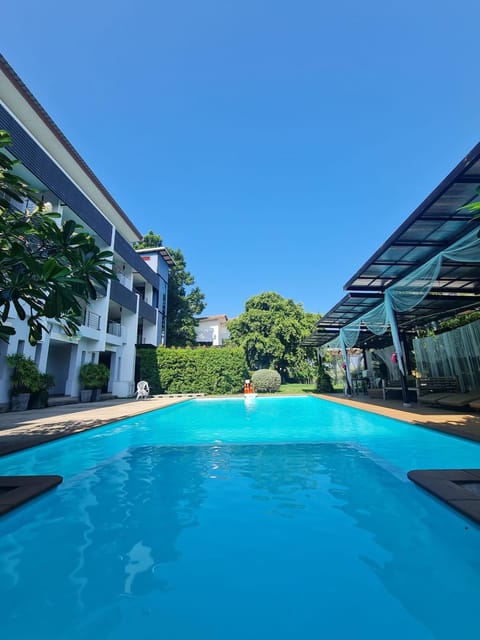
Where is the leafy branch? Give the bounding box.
[0,129,115,344]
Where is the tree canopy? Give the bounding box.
[227,291,320,381]
[134,230,206,346]
[0,130,115,345]
[459,189,480,236]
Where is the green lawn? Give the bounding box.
[277,382,343,395]
[277,383,316,395]
[245,381,343,396]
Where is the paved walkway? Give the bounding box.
[0,396,188,456]
[1,392,480,457]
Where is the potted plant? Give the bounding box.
[5,354,42,411]
[79,363,110,402]
[29,372,55,409]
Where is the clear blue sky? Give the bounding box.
[2,0,480,318]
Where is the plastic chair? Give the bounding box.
[135,380,150,400]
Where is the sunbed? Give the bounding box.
[418,392,456,406]
[436,390,480,408]
[416,376,459,405]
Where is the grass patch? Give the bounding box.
[277,382,343,395]
[277,383,315,395]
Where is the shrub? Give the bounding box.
[5,353,42,394]
[251,369,281,393]
[315,361,333,393]
[30,372,55,409]
[79,363,110,390]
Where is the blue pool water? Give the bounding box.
[0,396,479,639]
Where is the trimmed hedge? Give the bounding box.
[136,346,249,395]
[136,348,162,394]
[251,369,281,392]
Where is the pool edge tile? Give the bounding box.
[0,475,63,516]
[408,469,480,525]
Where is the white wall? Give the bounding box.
[195,317,230,346]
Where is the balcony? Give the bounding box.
[106,320,125,346]
[114,234,158,288]
[84,310,101,331]
[110,280,137,312]
[138,298,157,324]
[107,322,124,338]
[115,272,130,288]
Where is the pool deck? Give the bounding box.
[0,396,189,457]
[0,392,480,458]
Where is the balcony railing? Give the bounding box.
[84,310,101,331]
[115,272,130,288]
[107,322,124,337]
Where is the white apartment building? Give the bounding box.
[195,315,230,346]
[0,56,173,410]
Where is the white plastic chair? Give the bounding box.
[135,380,150,400]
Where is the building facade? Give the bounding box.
[195,315,230,346]
[0,56,173,409]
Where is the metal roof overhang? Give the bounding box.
[305,141,480,349]
[303,292,480,349]
[345,142,480,294]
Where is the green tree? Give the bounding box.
[134,230,206,346]
[0,130,115,344]
[135,230,163,249]
[227,291,320,381]
[437,311,480,333]
[459,190,480,235]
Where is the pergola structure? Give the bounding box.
[305,141,480,404]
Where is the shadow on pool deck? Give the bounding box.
[0,396,188,456]
[0,392,480,458]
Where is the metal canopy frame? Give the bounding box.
[305,141,480,349]
[346,142,480,294]
[304,293,480,350]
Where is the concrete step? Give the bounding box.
[47,396,79,407]
[48,393,116,407]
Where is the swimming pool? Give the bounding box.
[0,396,479,639]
